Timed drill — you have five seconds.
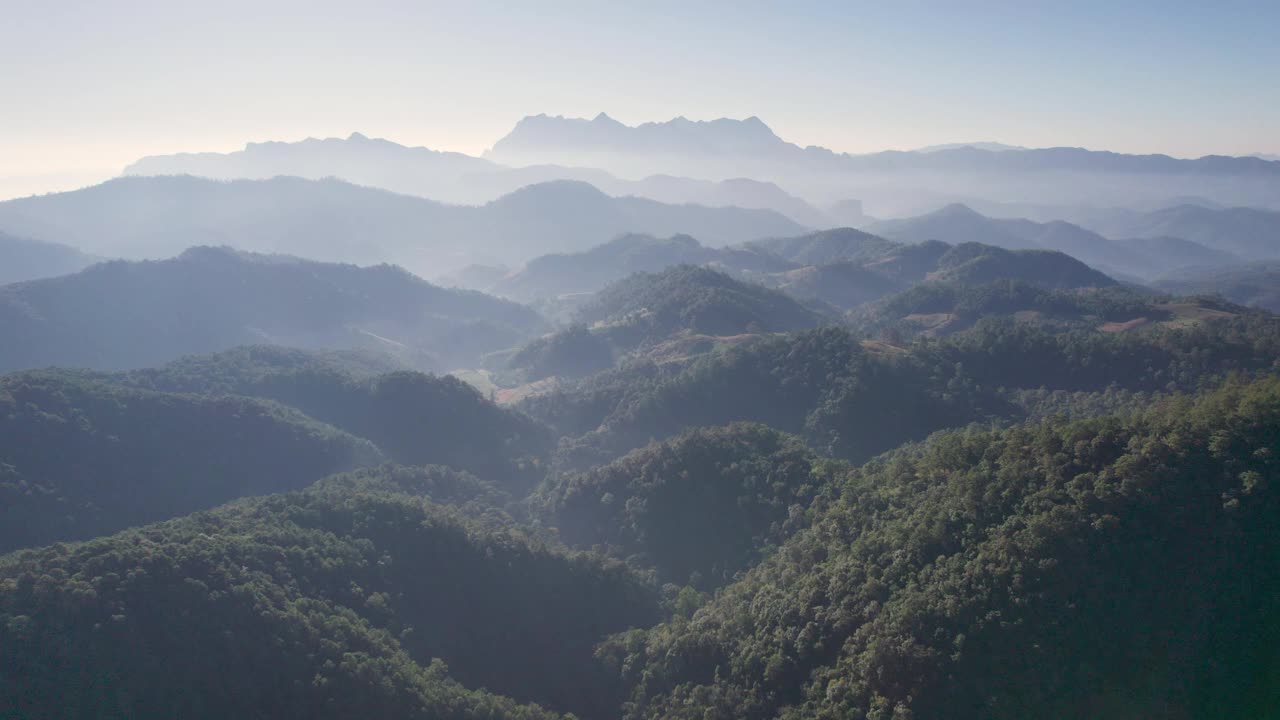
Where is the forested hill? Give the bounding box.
[529,311,1280,469]
[604,376,1280,719]
[122,346,554,488]
[0,370,382,552]
[504,265,828,381]
[487,233,793,301]
[577,265,827,338]
[0,246,544,373]
[0,465,660,719]
[534,423,839,590]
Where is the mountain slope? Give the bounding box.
[0,466,660,719]
[490,233,793,301]
[1087,204,1280,260]
[870,203,1041,250]
[0,246,544,373]
[577,265,827,340]
[535,423,833,589]
[1153,261,1280,312]
[123,346,555,488]
[606,377,1280,720]
[0,370,382,552]
[871,204,1239,278]
[0,231,98,285]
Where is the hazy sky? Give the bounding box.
[3,0,1278,198]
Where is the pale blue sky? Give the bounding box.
[2,0,1277,196]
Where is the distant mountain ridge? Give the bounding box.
[870,203,1249,278]
[0,175,805,274]
[0,246,545,373]
[489,114,1280,176]
[123,131,830,225]
[0,231,99,285]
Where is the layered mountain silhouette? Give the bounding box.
[1080,204,1280,260]
[0,231,98,285]
[870,203,1246,278]
[123,132,830,225]
[0,246,545,373]
[0,175,804,274]
[491,114,1280,176]
[485,114,1280,212]
[481,233,791,301]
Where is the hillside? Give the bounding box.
[535,423,836,589]
[604,377,1280,720]
[1153,261,1280,312]
[123,346,555,488]
[870,203,1041,250]
[0,176,805,274]
[490,233,793,301]
[536,312,1280,469]
[870,204,1226,278]
[505,266,825,380]
[0,370,381,552]
[931,242,1116,288]
[0,231,98,285]
[1085,204,1280,260]
[761,261,903,310]
[0,246,544,373]
[747,227,900,266]
[0,466,660,719]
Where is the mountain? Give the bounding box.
[870,203,1237,278]
[748,227,902,266]
[761,261,903,310]
[533,306,1280,471]
[489,113,790,165]
[486,115,1280,213]
[0,464,660,719]
[488,233,793,301]
[1153,261,1280,312]
[121,346,555,488]
[1115,235,1240,271]
[124,133,829,226]
[0,176,805,274]
[605,377,1280,720]
[492,115,1280,178]
[0,369,382,552]
[577,265,827,340]
[504,265,826,379]
[931,242,1117,289]
[0,231,98,285]
[1083,204,1280,260]
[0,246,545,373]
[125,132,499,202]
[912,141,1028,153]
[869,203,1042,249]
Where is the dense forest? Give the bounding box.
[2,216,1279,719]
[603,377,1280,719]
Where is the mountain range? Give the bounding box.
[0,231,98,285]
[113,117,1280,224]
[0,246,545,373]
[870,203,1259,278]
[0,175,804,274]
[124,131,831,226]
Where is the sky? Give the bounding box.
[2,0,1278,198]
